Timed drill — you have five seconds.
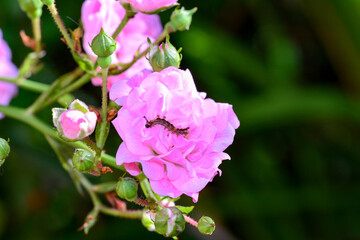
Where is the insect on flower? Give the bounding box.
[144,116,189,136]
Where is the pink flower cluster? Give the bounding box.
[122,0,178,13]
[110,67,240,202]
[81,0,163,89]
[0,29,18,119]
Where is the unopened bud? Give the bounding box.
[116,177,138,202]
[90,28,116,68]
[18,0,43,19]
[0,138,10,166]
[148,36,182,72]
[198,216,215,235]
[155,207,185,237]
[167,7,197,32]
[72,149,96,173]
[52,100,97,141]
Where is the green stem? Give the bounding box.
[99,206,143,219]
[42,73,91,110]
[112,11,135,40]
[96,68,109,150]
[31,17,42,57]
[0,77,48,93]
[47,2,74,52]
[45,135,137,221]
[92,182,117,193]
[137,174,158,202]
[184,215,198,228]
[76,169,102,207]
[26,68,83,115]
[101,153,125,171]
[45,135,85,195]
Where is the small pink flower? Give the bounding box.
[122,0,178,13]
[53,100,97,141]
[56,110,97,140]
[110,67,240,202]
[81,0,163,89]
[0,29,18,120]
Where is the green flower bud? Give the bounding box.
[198,216,215,235]
[167,7,197,32]
[18,0,43,19]
[40,0,54,6]
[90,28,116,58]
[72,149,96,173]
[148,36,182,72]
[0,138,10,166]
[116,177,138,202]
[155,207,185,237]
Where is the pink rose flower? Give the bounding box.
[110,67,240,202]
[56,109,97,140]
[81,0,163,89]
[53,100,97,141]
[122,0,178,13]
[0,29,18,119]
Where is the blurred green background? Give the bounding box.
[1,0,360,239]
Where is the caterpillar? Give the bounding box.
[144,116,189,136]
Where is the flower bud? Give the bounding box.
[91,29,116,57]
[18,0,43,19]
[72,149,96,173]
[167,7,197,32]
[0,138,10,166]
[90,28,116,68]
[116,177,138,202]
[52,100,97,141]
[198,216,215,235]
[148,36,182,72]
[40,0,54,6]
[155,207,185,237]
[55,110,97,141]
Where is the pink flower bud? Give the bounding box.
[56,109,97,141]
